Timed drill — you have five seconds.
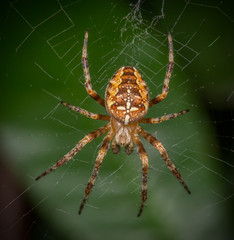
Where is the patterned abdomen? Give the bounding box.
[105,66,149,125]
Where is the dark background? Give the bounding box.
[0,0,233,239]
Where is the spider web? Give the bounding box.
[0,0,233,239]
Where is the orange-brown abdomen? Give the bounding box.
[105,66,149,125]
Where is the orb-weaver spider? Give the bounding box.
[36,30,190,217]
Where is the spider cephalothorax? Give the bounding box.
[36,30,190,217]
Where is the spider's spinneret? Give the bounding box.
[105,66,149,125]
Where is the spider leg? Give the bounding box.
[61,101,110,121]
[82,30,105,107]
[149,33,174,108]
[139,110,189,124]
[133,133,149,217]
[79,130,114,215]
[35,124,111,181]
[137,126,191,194]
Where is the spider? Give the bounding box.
[36,30,191,217]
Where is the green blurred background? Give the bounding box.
[0,0,233,239]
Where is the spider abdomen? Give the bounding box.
[105,66,149,125]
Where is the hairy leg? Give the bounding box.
[82,30,105,107]
[133,133,149,217]
[139,110,189,124]
[149,33,174,107]
[79,130,114,214]
[61,101,110,121]
[35,124,111,181]
[137,126,191,194]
